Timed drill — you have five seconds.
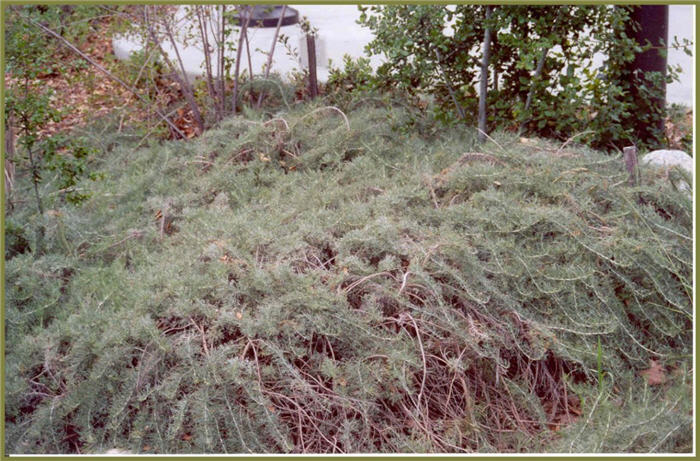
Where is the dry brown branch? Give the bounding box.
[263,117,290,132]
[554,130,595,156]
[189,317,210,357]
[159,203,168,239]
[475,128,507,154]
[256,5,287,109]
[104,229,144,251]
[154,7,205,134]
[404,312,427,413]
[397,271,410,295]
[232,6,252,113]
[25,15,186,139]
[341,271,392,294]
[194,6,220,119]
[296,106,351,131]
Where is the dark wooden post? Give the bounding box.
[623,145,638,185]
[306,34,318,98]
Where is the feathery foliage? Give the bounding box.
[5,103,692,453]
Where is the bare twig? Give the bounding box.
[218,5,226,113]
[129,45,160,89]
[555,130,595,156]
[263,117,290,132]
[341,271,392,294]
[296,106,350,131]
[232,6,252,113]
[404,313,427,413]
[134,103,188,149]
[476,127,507,154]
[189,317,210,357]
[518,8,566,136]
[256,5,287,109]
[434,48,465,120]
[195,6,220,120]
[159,202,169,239]
[518,46,549,136]
[104,229,144,251]
[4,116,15,209]
[244,23,254,82]
[398,271,411,295]
[156,7,205,133]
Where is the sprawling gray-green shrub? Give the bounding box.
[5,103,692,453]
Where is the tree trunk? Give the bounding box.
[4,115,15,211]
[624,5,669,148]
[478,6,494,143]
[195,6,220,121]
[256,5,287,109]
[232,6,252,114]
[434,48,465,120]
[218,5,226,114]
[519,46,549,135]
[160,16,205,134]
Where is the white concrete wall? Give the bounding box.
[667,5,694,105]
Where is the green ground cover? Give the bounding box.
[4,103,693,453]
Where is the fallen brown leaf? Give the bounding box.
[549,412,579,431]
[640,359,666,386]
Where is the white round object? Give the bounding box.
[641,149,693,174]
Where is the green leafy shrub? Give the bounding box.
[4,218,31,259]
[357,5,687,151]
[5,5,104,256]
[5,104,692,454]
[664,103,693,154]
[38,135,101,204]
[324,55,376,111]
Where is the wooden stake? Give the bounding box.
[623,145,638,185]
[306,34,318,98]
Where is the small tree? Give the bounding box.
[358,5,687,151]
[5,6,100,252]
[5,7,63,251]
[119,5,291,129]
